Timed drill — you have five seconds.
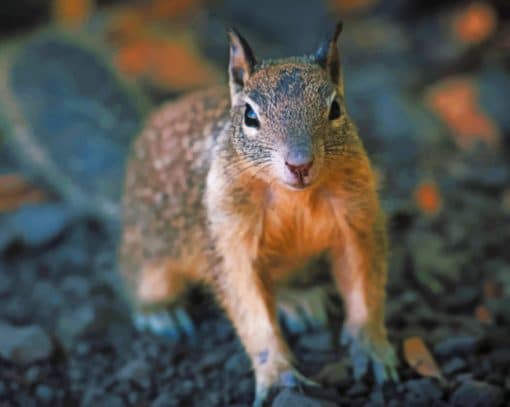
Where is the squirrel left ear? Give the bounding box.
[314,21,343,85]
[227,28,256,101]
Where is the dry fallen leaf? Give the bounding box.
[403,337,443,380]
[329,0,378,14]
[414,180,442,215]
[0,174,49,212]
[453,2,496,44]
[483,280,503,299]
[53,0,94,27]
[475,305,493,324]
[425,77,500,149]
[148,0,203,20]
[115,34,221,91]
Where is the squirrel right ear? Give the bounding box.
[227,28,256,100]
[314,21,343,86]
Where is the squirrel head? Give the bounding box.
[227,22,353,190]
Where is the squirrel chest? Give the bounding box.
[256,182,345,273]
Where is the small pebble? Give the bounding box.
[443,357,468,375]
[346,382,368,397]
[405,378,443,401]
[450,381,503,407]
[0,381,7,397]
[272,388,336,407]
[35,384,53,402]
[24,366,41,384]
[152,391,179,407]
[298,331,332,352]
[0,322,54,364]
[434,336,479,358]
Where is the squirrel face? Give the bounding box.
[227,23,350,190]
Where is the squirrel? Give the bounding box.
[119,21,398,406]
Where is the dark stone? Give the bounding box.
[196,347,229,371]
[272,388,336,407]
[346,382,369,397]
[450,381,504,407]
[127,392,139,405]
[0,322,54,364]
[35,385,54,403]
[0,381,7,397]
[0,274,13,297]
[33,281,62,308]
[434,336,479,358]
[314,361,350,387]
[24,366,42,384]
[226,352,250,373]
[488,348,510,369]
[369,389,385,405]
[405,378,443,402]
[56,307,96,349]
[82,391,125,407]
[4,34,147,219]
[116,358,151,388]
[174,380,194,397]
[75,341,91,357]
[298,331,333,352]
[60,275,90,298]
[442,357,468,376]
[442,287,479,311]
[1,204,74,248]
[3,297,31,323]
[152,391,180,407]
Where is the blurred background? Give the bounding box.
[0,0,509,406]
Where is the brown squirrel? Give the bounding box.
[119,21,398,406]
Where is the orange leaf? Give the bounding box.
[414,180,442,215]
[483,280,503,299]
[425,77,500,149]
[0,174,49,212]
[475,305,493,324]
[329,0,378,13]
[115,35,220,91]
[403,337,443,380]
[453,2,496,44]
[106,10,146,44]
[149,0,203,20]
[53,0,93,27]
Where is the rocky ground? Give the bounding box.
[0,0,509,406]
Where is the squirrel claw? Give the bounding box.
[340,326,399,385]
[133,307,196,342]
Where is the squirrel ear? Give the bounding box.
[227,28,256,97]
[314,21,343,85]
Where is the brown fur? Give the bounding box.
[119,22,395,405]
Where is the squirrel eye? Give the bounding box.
[328,100,341,120]
[244,104,260,128]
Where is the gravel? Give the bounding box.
[0,1,509,406]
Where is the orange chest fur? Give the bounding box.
[257,185,344,265]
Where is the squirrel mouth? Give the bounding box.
[284,176,312,190]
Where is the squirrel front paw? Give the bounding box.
[253,369,318,407]
[340,325,399,385]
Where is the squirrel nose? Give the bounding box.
[285,150,314,177]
